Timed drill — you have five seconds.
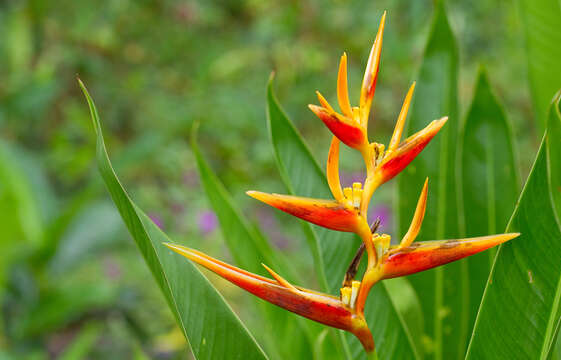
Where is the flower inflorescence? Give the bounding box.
[165,12,519,353]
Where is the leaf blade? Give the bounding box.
[459,68,519,343]
[80,80,268,360]
[396,3,463,359]
[518,0,561,129]
[466,94,561,359]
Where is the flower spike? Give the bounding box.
[164,242,375,352]
[161,12,523,355]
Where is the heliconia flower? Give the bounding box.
[163,242,375,352]
[247,137,372,238]
[161,12,522,354]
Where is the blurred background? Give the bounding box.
[0,0,540,358]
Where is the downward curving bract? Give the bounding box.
[164,11,520,354]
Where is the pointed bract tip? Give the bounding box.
[308,103,322,113]
[261,263,299,293]
[163,242,185,255]
[496,232,521,243]
[315,91,335,113]
[388,81,417,151]
[337,52,353,117]
[246,190,265,201]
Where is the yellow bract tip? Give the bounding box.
[399,178,428,248]
[337,52,353,118]
[262,263,299,293]
[388,81,416,152]
[327,137,344,203]
[316,91,335,113]
[359,11,386,126]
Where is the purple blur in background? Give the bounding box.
[149,213,164,230]
[368,204,392,234]
[198,210,218,235]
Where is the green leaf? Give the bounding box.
[466,94,561,359]
[266,76,419,359]
[396,3,462,359]
[191,127,315,359]
[459,68,519,341]
[80,80,268,360]
[518,0,561,129]
[546,90,561,217]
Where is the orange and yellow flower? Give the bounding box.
[164,11,519,353]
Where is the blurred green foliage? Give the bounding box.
[0,0,544,358]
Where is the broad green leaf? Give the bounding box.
[266,76,419,359]
[80,81,268,360]
[396,2,462,359]
[466,96,561,359]
[191,128,315,359]
[459,69,519,340]
[518,0,561,129]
